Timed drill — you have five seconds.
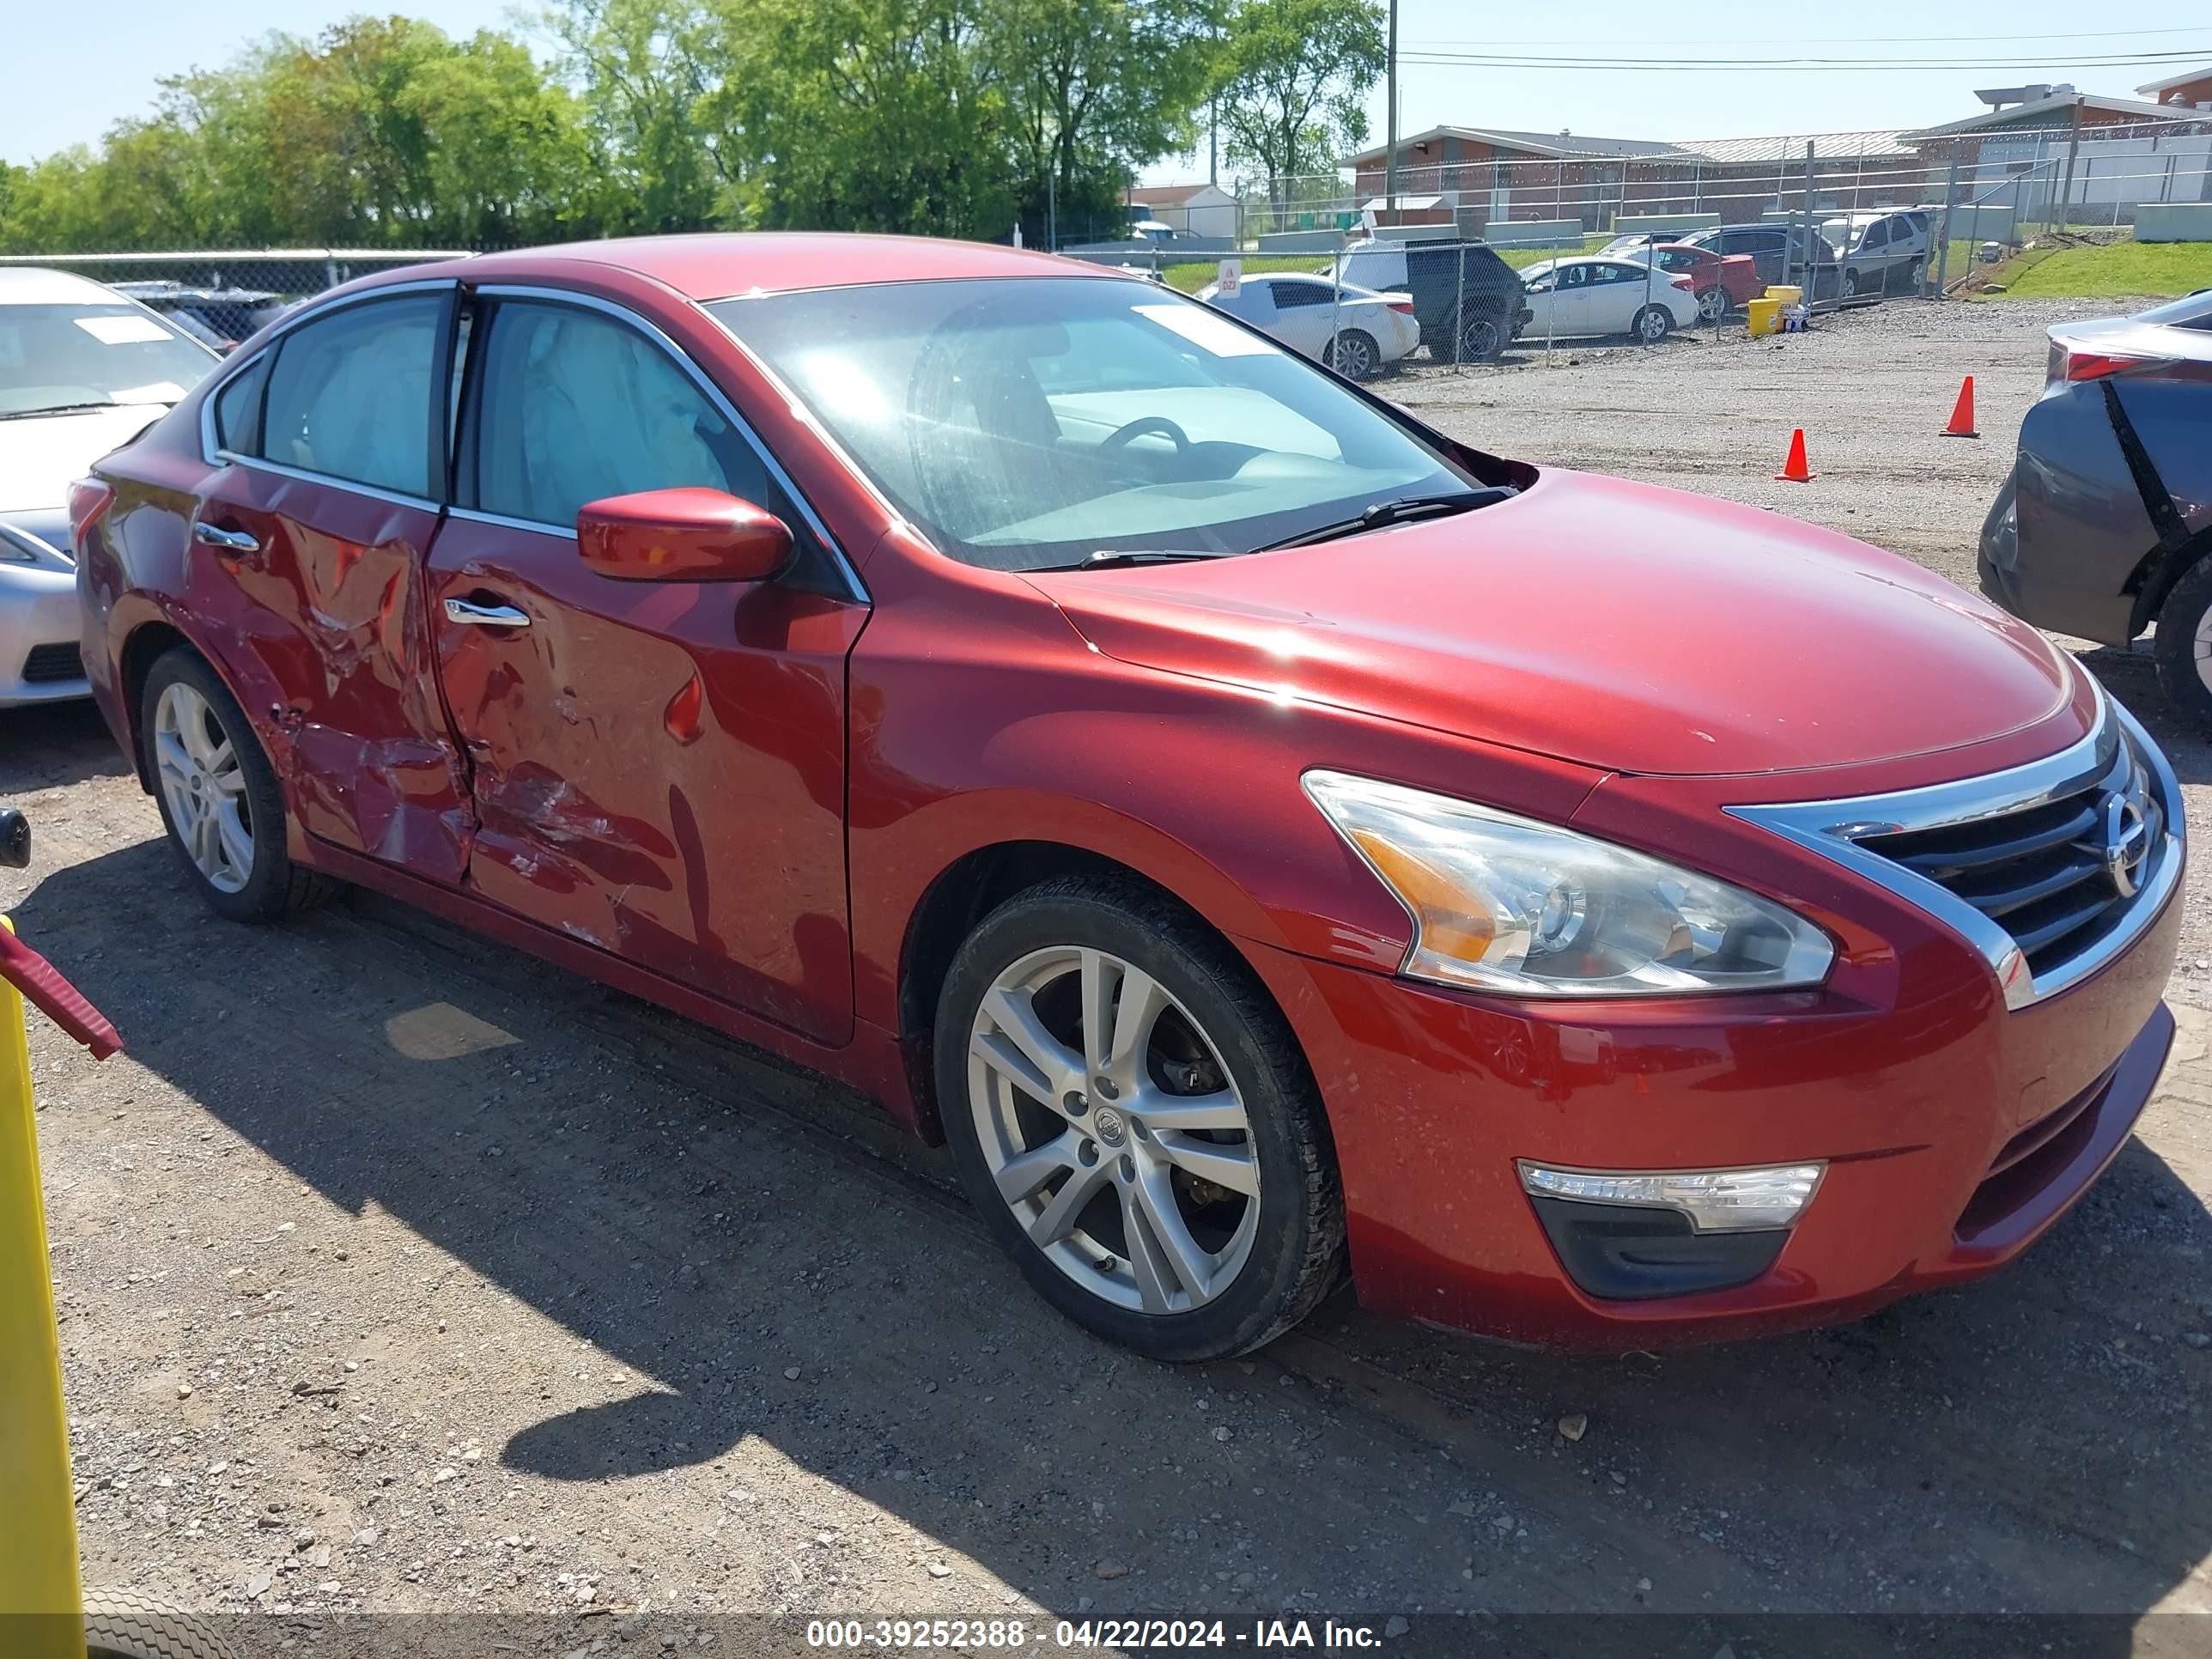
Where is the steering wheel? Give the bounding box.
[1099,416,1191,455]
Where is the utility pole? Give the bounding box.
[2057,94,2085,234]
[1209,96,1218,185]
[1383,0,1399,214]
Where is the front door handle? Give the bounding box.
[444,597,531,629]
[193,521,259,554]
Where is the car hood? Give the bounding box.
[1023,470,2074,777]
[0,403,171,514]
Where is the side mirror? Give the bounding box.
[575,488,794,584]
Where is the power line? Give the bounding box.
[1412,26,2212,48]
[1397,47,2212,72]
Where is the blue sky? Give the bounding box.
[6,0,2209,172]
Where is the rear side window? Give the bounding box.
[1270,282,1331,309]
[212,355,269,454]
[259,295,442,496]
[464,300,793,532]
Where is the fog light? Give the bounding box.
[1516,1161,1824,1233]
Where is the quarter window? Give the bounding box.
[465,301,787,532]
[212,354,270,454]
[258,295,442,496]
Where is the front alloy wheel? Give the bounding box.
[969,945,1260,1316]
[936,877,1343,1360]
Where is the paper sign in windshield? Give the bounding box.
[1133,304,1274,357]
[75,314,175,346]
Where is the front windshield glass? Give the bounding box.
[0,303,218,417]
[709,277,1481,571]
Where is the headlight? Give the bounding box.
[1304,770,1834,997]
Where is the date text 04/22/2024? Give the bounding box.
[804,1619,1390,1649]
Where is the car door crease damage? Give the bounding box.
[64,234,2188,1362]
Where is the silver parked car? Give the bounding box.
[1820,210,1930,298]
[0,268,219,706]
[1978,288,2212,720]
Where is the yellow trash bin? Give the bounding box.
[1765,283,1803,308]
[1747,297,1781,337]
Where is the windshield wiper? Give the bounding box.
[0,401,117,422]
[1052,548,1242,571]
[1254,486,1516,552]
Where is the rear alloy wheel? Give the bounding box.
[1841,267,1860,299]
[1634,305,1674,344]
[140,647,336,922]
[1696,284,1729,323]
[1328,328,1378,380]
[937,877,1342,1360]
[2153,556,2212,728]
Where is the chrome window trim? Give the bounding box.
[1728,681,2184,1011]
[471,284,867,604]
[204,451,443,515]
[195,278,460,471]
[447,503,574,541]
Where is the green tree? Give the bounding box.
[702,0,1014,238]
[1215,0,1382,216]
[981,0,1224,244]
[538,0,726,234]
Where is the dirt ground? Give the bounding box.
[4,295,2210,1658]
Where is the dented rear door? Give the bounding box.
[189,282,473,883]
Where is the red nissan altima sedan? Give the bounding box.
[70,235,2183,1360]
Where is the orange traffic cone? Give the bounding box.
[1775,428,1815,483]
[1942,375,1978,438]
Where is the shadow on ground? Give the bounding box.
[6,695,2209,1650]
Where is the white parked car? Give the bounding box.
[2,268,219,705]
[1196,273,1420,380]
[1516,256,1701,344]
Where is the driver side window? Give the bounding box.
[464,300,786,532]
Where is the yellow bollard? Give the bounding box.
[0,915,88,1656]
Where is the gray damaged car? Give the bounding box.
[1979,289,2212,720]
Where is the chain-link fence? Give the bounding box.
[0,248,470,351]
[9,117,2204,384]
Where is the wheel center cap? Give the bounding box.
[1093,1107,1127,1146]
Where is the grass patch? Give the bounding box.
[1975,239,2212,301]
[1159,234,1611,290]
[1159,255,1329,293]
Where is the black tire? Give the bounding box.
[1841,266,1860,299]
[1328,328,1378,380]
[1633,304,1674,344]
[139,647,337,922]
[935,875,1344,1361]
[2153,556,2212,729]
[86,1588,237,1659]
[1455,307,1505,363]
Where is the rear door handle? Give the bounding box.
[444,597,531,629]
[193,522,259,554]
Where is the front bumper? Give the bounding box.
[1241,857,2181,1349]
[0,563,89,706]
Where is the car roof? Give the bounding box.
[0,266,131,306]
[453,232,1104,303]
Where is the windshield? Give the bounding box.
[0,302,217,416]
[709,277,1484,571]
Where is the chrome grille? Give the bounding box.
[1853,739,2157,980]
[1729,689,2183,1011]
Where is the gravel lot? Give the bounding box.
[5,295,2210,1657]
